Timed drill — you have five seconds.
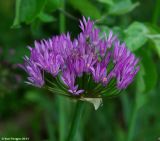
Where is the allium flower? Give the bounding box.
[20,16,139,99]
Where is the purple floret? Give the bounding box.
[19,56,44,88]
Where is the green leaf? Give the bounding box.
[124,22,149,51]
[136,71,147,110]
[109,1,139,15]
[145,24,160,57]
[97,0,114,6]
[69,0,101,19]
[38,12,56,22]
[147,34,160,57]
[45,0,60,13]
[137,49,158,93]
[12,0,47,27]
[134,49,158,110]
[136,64,145,93]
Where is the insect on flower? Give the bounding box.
[20,16,140,101]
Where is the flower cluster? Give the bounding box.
[20,17,139,97]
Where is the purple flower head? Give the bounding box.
[20,16,139,97]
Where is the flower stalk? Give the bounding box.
[59,1,67,141]
[67,101,85,141]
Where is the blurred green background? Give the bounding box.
[0,0,160,141]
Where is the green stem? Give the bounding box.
[127,104,138,141]
[58,96,66,141]
[45,113,56,141]
[67,101,85,141]
[59,1,66,141]
[12,0,21,28]
[60,0,66,33]
[152,0,160,25]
